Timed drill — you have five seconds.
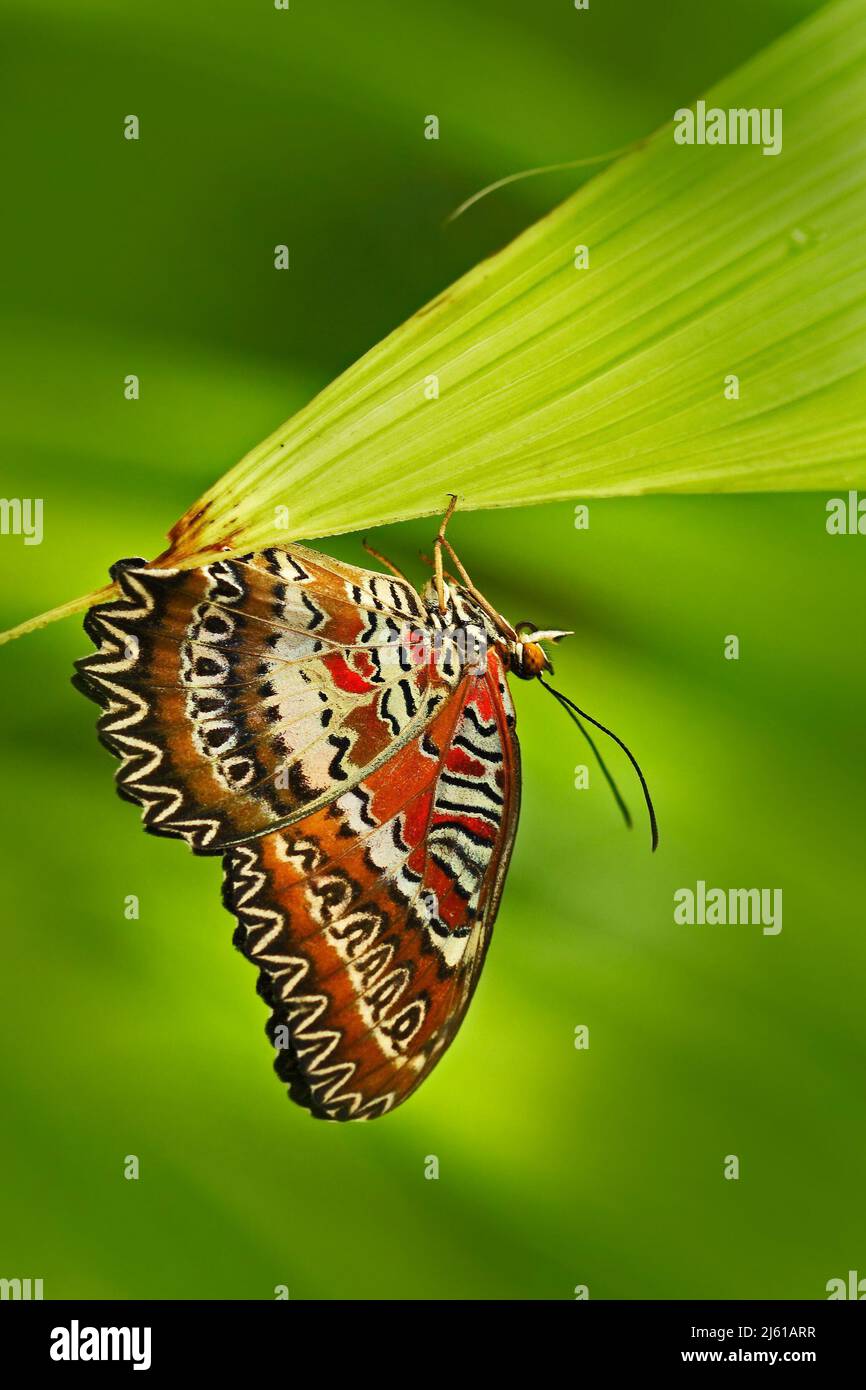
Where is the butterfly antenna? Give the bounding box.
[538,677,659,852]
[361,538,409,583]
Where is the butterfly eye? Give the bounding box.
[522,642,550,677]
[510,641,548,679]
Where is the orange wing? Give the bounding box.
[223,648,521,1120]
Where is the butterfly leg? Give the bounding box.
[433,494,459,613]
[438,534,519,642]
[418,550,459,587]
[433,494,520,643]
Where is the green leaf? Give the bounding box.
[165,0,866,566]
[3,0,865,650]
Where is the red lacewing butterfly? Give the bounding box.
[74,499,657,1121]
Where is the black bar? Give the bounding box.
[1,1298,862,1373]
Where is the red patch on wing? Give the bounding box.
[322,651,376,694]
[447,747,484,778]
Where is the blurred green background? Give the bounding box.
[2,0,863,1300]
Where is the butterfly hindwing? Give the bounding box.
[73,548,461,853]
[223,650,521,1120]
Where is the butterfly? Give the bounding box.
[73,499,656,1121]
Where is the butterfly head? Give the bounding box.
[507,623,574,681]
[422,578,573,681]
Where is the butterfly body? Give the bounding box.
[75,544,524,1119]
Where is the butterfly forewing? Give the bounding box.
[73,547,460,853]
